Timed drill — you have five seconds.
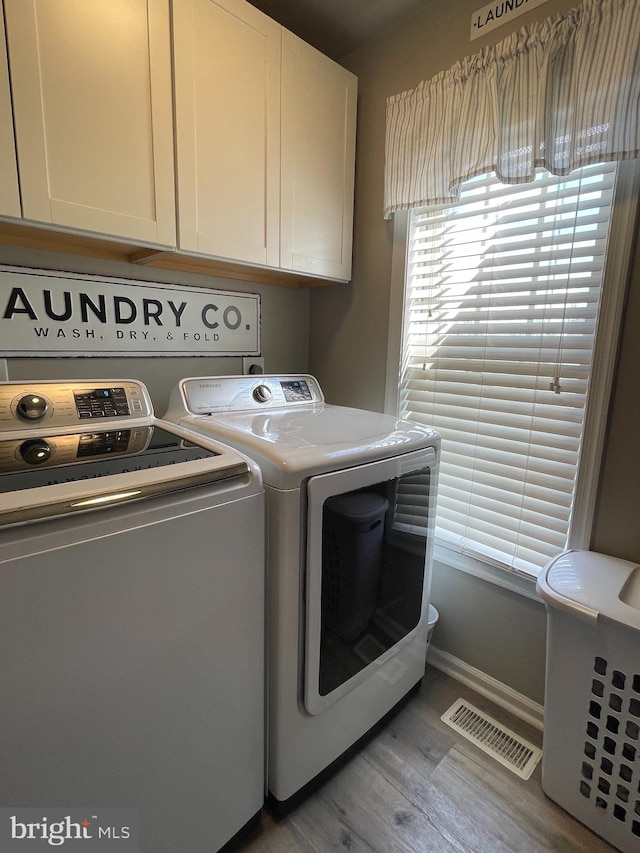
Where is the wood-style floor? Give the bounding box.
[237,665,616,852]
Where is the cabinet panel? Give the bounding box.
[173,0,280,266]
[0,1,20,218]
[4,0,175,246]
[280,31,357,282]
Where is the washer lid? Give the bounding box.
[179,403,439,488]
[0,421,256,527]
[537,549,640,630]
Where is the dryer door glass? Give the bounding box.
[304,447,438,715]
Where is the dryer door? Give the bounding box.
[304,446,438,715]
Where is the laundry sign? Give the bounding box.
[0,265,260,357]
[471,0,549,40]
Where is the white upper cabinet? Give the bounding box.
[0,2,20,219]
[3,0,176,246]
[173,0,281,266]
[173,0,357,282]
[280,30,357,282]
[0,0,357,284]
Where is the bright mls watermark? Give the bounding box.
[0,809,139,851]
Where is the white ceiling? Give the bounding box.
[247,0,431,60]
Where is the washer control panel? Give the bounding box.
[176,375,324,415]
[0,380,153,431]
[73,387,132,420]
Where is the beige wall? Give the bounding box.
[309,0,640,705]
[0,244,310,414]
[591,228,640,562]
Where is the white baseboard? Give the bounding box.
[428,645,544,732]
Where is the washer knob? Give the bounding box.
[16,394,48,421]
[252,384,272,404]
[19,439,52,465]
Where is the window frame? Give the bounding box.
[385,160,640,597]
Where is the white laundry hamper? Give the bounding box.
[537,550,640,853]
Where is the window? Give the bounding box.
[390,161,639,581]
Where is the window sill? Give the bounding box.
[433,543,542,603]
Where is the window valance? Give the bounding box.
[384,0,640,218]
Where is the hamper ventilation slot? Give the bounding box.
[577,655,640,845]
[441,699,541,780]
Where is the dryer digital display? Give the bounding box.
[281,380,313,402]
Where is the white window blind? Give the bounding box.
[399,162,618,577]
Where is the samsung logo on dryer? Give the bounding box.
[0,265,261,358]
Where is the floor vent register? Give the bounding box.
[441,699,542,780]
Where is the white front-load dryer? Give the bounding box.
[164,374,440,812]
[0,380,265,852]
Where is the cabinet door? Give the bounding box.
[173,0,280,266]
[280,31,357,282]
[4,0,176,246]
[0,1,20,218]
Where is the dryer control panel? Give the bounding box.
[0,380,154,431]
[174,375,324,415]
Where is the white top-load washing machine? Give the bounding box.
[0,380,265,853]
[164,374,440,812]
